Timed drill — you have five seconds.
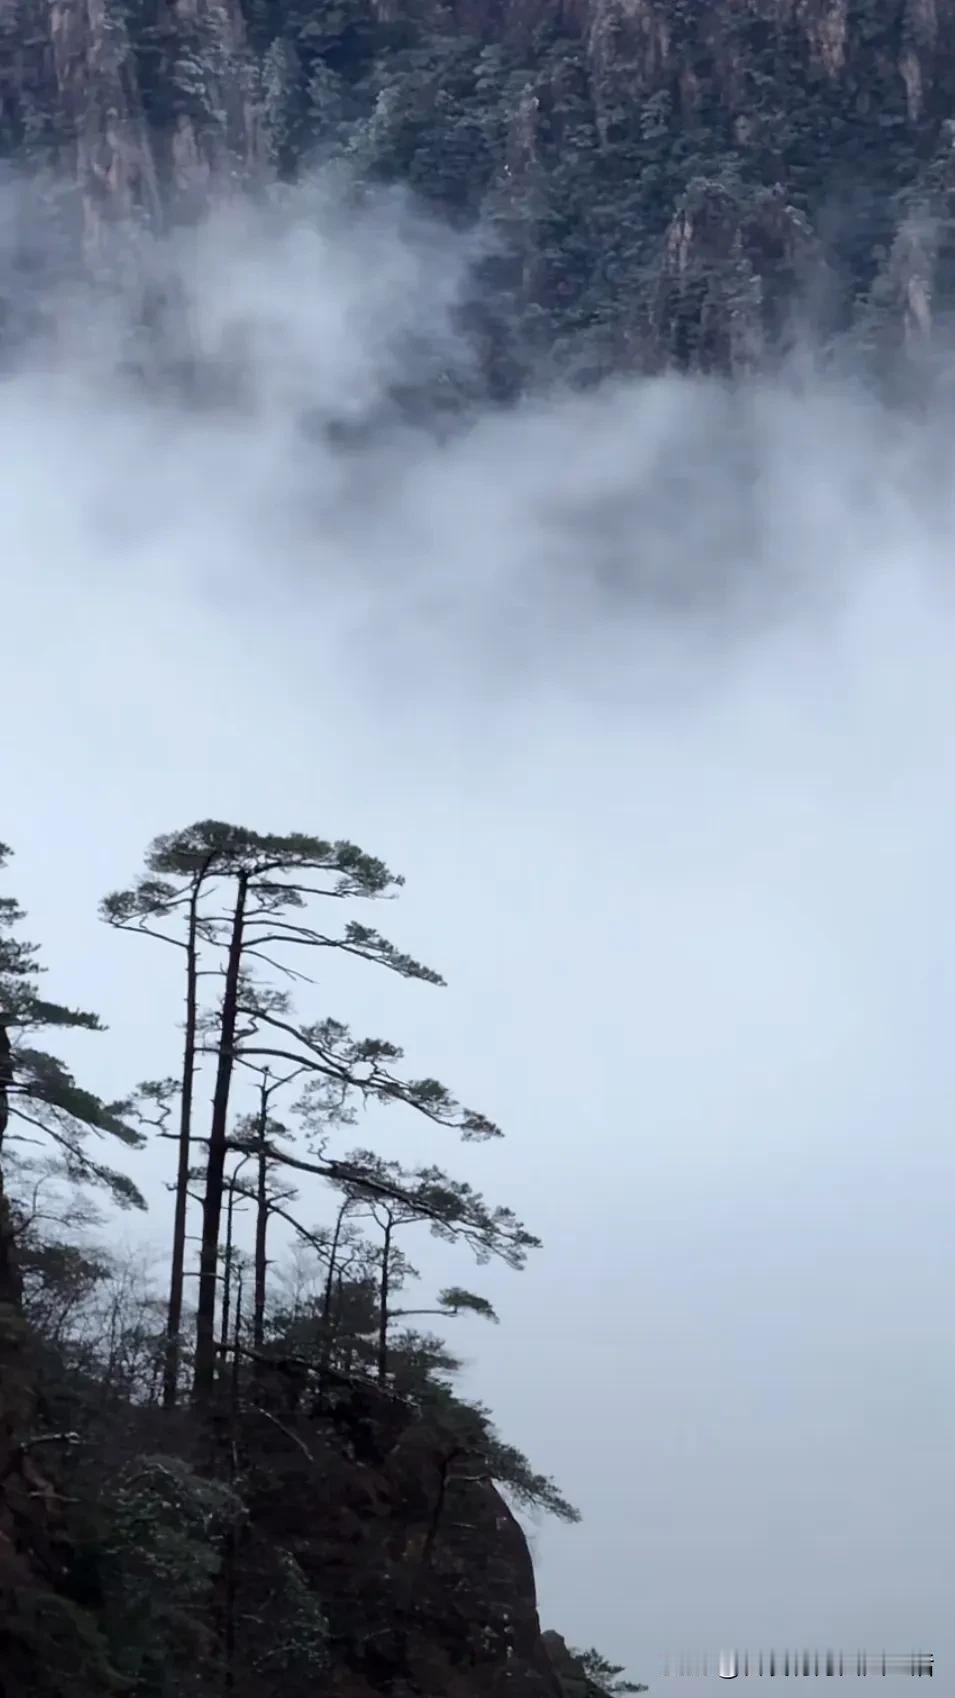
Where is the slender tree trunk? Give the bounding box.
[163,872,203,1408]
[337,1273,353,1372]
[219,1185,235,1371]
[377,1215,392,1386]
[194,875,248,1406]
[320,1197,349,1368]
[222,1274,243,1696]
[253,1159,268,1352]
[253,1080,269,1352]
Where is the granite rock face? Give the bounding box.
[4,0,955,377]
[227,1375,573,1698]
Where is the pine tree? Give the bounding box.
[1,843,145,1232]
[103,820,504,1407]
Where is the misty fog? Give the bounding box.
[3,179,953,1691]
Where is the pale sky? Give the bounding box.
[3,182,954,1691]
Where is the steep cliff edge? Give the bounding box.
[233,1367,572,1698]
[3,0,955,383]
[0,1320,607,1698]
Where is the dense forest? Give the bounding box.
[0,828,646,1698]
[5,0,955,392]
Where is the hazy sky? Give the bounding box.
[3,181,954,1691]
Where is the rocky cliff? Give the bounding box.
[3,0,955,385]
[235,1367,571,1698]
[0,1276,604,1698]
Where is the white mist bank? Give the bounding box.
[3,178,955,1693]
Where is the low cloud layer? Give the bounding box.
[3,177,954,1690]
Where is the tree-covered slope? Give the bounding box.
[0,830,643,1698]
[3,0,955,388]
